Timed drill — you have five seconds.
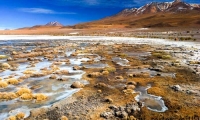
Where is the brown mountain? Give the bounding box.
[17,21,63,30]
[75,0,200,28]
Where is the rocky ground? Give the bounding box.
[13,40,199,120]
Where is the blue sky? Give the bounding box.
[0,0,199,29]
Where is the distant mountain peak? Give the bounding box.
[45,21,63,26]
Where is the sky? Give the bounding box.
[0,0,200,29]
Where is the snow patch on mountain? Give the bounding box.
[45,21,63,26]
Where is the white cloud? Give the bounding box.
[19,8,76,14]
[43,0,194,8]
[19,8,54,14]
[42,0,141,7]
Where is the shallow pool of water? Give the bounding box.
[112,57,129,66]
[135,85,168,112]
[0,41,90,119]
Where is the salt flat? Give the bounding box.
[0,35,199,47]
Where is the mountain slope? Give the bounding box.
[17,21,63,30]
[76,0,200,28]
[116,0,200,16]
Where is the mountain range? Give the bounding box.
[18,0,200,29]
[116,0,200,16]
[75,0,200,28]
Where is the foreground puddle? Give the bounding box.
[83,63,108,69]
[135,85,168,112]
[125,52,151,60]
[112,57,129,66]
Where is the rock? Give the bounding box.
[125,103,140,114]
[94,83,107,88]
[127,81,137,86]
[100,112,113,119]
[119,106,125,111]
[124,85,135,90]
[115,111,128,119]
[137,102,143,107]
[7,57,13,61]
[49,75,57,79]
[115,76,124,80]
[27,57,34,61]
[109,105,118,110]
[129,72,150,78]
[73,66,80,70]
[70,81,84,88]
[10,67,18,71]
[121,111,128,119]
[71,53,77,56]
[104,98,113,103]
[57,77,68,81]
[195,72,200,75]
[172,62,181,67]
[186,90,198,95]
[101,102,140,119]
[115,111,121,117]
[196,67,200,72]
[97,90,102,93]
[150,65,164,72]
[11,51,17,55]
[171,85,181,91]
